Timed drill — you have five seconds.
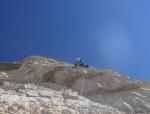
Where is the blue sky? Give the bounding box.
[0,0,150,81]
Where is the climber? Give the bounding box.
[73,57,89,68]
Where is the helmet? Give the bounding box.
[76,57,81,62]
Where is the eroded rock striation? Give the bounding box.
[0,56,150,114]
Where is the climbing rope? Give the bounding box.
[63,66,87,96]
[75,66,87,96]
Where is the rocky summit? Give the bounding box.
[0,56,150,114]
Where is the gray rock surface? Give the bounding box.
[0,56,150,114]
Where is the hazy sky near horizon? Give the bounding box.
[0,0,150,81]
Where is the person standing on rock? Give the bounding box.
[73,57,89,68]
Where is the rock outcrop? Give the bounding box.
[0,56,150,114]
[0,63,21,71]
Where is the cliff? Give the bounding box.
[0,56,150,114]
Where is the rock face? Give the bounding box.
[0,56,150,114]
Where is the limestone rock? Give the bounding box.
[0,56,150,114]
